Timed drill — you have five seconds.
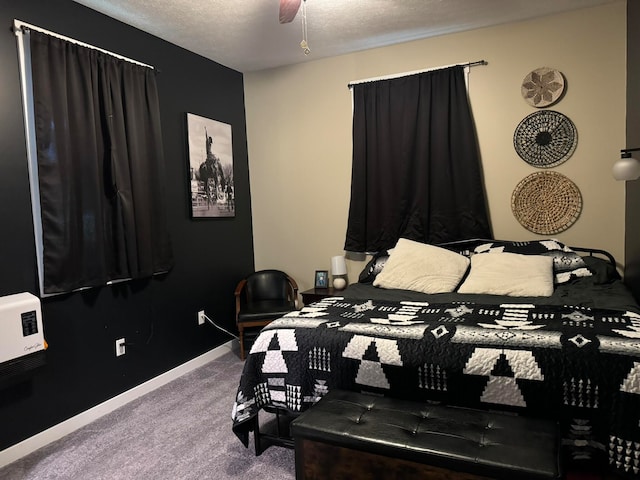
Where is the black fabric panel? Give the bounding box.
[344,66,492,252]
[29,30,173,294]
[624,1,640,303]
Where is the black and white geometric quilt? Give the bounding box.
[232,296,640,478]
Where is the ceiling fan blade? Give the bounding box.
[279,0,302,24]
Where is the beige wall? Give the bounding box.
[244,2,626,292]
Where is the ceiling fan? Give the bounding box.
[279,0,311,55]
[279,0,302,24]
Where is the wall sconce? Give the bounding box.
[331,255,348,290]
[613,148,640,181]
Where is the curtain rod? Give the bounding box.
[13,19,154,70]
[347,59,487,89]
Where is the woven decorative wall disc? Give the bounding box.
[521,67,565,107]
[511,171,582,235]
[513,110,577,168]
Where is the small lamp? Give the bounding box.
[613,148,640,181]
[331,255,348,290]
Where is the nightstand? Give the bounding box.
[301,287,337,305]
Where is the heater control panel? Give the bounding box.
[21,310,39,336]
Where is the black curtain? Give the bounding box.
[29,30,173,294]
[344,66,492,252]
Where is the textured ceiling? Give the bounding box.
[71,0,621,73]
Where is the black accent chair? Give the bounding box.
[234,270,299,360]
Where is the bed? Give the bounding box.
[232,238,640,478]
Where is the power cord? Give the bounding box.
[203,313,239,340]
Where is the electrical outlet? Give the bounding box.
[198,310,206,325]
[115,338,126,356]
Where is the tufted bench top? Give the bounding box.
[291,389,561,480]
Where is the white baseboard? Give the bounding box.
[0,340,237,468]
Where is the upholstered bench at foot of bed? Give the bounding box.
[290,390,561,480]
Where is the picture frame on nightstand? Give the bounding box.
[314,270,329,288]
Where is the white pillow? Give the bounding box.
[373,238,470,294]
[457,252,554,297]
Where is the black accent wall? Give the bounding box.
[625,0,640,300]
[0,0,254,450]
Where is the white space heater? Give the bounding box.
[0,292,46,384]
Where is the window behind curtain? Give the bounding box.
[344,66,492,253]
[17,26,173,296]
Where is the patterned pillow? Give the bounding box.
[436,238,495,257]
[472,239,592,284]
[358,250,390,284]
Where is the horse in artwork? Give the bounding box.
[198,130,225,205]
[199,158,218,205]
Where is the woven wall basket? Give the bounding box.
[513,110,577,168]
[511,171,582,235]
[521,67,565,108]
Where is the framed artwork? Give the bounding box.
[187,113,235,218]
[314,270,329,289]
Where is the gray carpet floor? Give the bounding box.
[0,347,295,480]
